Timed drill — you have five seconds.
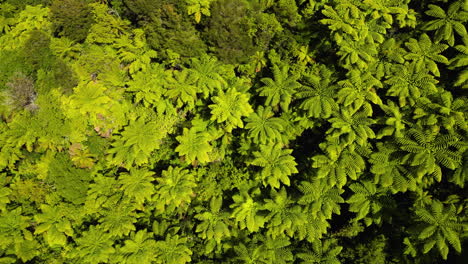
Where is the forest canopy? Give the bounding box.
[0,0,467,263]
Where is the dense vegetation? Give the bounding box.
[0,0,467,263]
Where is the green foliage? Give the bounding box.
[263,187,306,238]
[423,2,468,46]
[46,153,92,204]
[369,142,417,193]
[114,28,157,76]
[175,127,213,165]
[245,106,286,144]
[410,199,465,259]
[385,62,438,107]
[50,0,94,42]
[118,168,155,205]
[347,180,394,226]
[336,69,383,113]
[204,0,256,63]
[34,204,74,247]
[1,1,467,263]
[108,116,170,168]
[296,65,338,119]
[188,54,225,98]
[258,64,301,112]
[450,35,468,88]
[312,142,366,188]
[396,126,465,181]
[326,108,376,147]
[72,226,116,263]
[250,143,298,189]
[340,235,391,264]
[126,0,206,59]
[404,33,449,77]
[297,238,342,264]
[154,166,196,213]
[209,87,253,132]
[298,178,344,220]
[154,235,192,264]
[125,63,168,110]
[115,230,157,264]
[195,196,231,247]
[165,70,199,110]
[230,187,265,233]
[185,0,213,23]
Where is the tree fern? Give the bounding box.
[85,175,123,214]
[395,126,464,181]
[413,199,465,259]
[164,70,199,110]
[258,64,301,112]
[108,117,167,168]
[326,108,376,147]
[230,187,265,233]
[233,242,269,264]
[423,2,468,46]
[385,62,438,107]
[320,4,360,42]
[113,28,157,76]
[86,3,130,44]
[154,235,192,264]
[312,142,366,188]
[263,187,307,238]
[49,37,82,61]
[262,235,294,264]
[118,168,155,206]
[298,179,344,220]
[297,238,342,264]
[0,208,29,251]
[369,142,417,193]
[209,88,253,132]
[189,54,224,98]
[0,5,50,50]
[195,196,231,247]
[154,166,196,213]
[126,63,168,110]
[116,230,157,264]
[245,106,286,144]
[376,100,407,138]
[336,36,378,69]
[175,127,213,165]
[404,33,449,76]
[98,204,137,238]
[450,150,468,188]
[33,204,74,247]
[296,66,338,119]
[0,174,11,212]
[371,37,407,79]
[186,0,213,23]
[73,225,115,264]
[449,35,468,88]
[427,91,467,132]
[347,180,394,226]
[250,143,298,189]
[336,69,382,113]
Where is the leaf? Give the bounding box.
[155,235,192,264]
[74,226,115,264]
[209,88,253,132]
[250,143,298,189]
[154,166,196,213]
[118,230,157,264]
[118,168,155,205]
[175,127,213,165]
[258,65,301,112]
